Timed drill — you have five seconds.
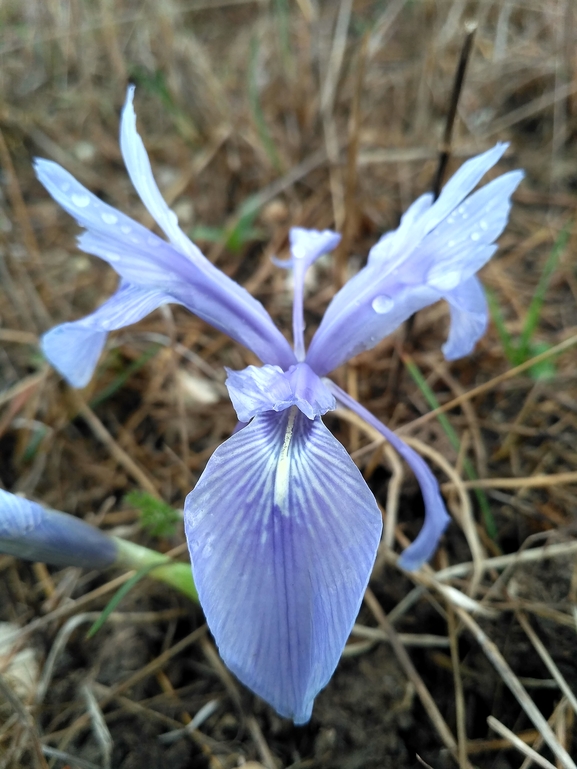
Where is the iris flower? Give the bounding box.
[31,86,522,723]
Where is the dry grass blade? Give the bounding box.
[486,716,556,769]
[454,608,577,769]
[364,588,472,769]
[515,611,577,716]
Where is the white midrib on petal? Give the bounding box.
[274,407,298,517]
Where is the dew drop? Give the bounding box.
[471,232,480,241]
[480,220,488,231]
[71,193,90,208]
[428,268,461,291]
[371,295,394,314]
[120,225,131,234]
[457,205,465,214]
[447,216,455,225]
[101,212,117,225]
[448,240,456,248]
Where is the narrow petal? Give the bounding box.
[422,171,523,291]
[35,160,296,369]
[306,153,523,375]
[442,275,488,360]
[327,383,450,570]
[120,86,204,263]
[0,490,117,568]
[41,281,172,387]
[273,228,340,361]
[184,408,382,722]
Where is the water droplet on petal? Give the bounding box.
[471,232,480,241]
[447,216,455,225]
[480,220,488,230]
[120,225,131,234]
[428,267,462,291]
[448,240,456,248]
[101,212,117,225]
[372,295,394,314]
[457,205,465,214]
[71,193,90,208]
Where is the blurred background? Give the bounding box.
[1,1,577,768]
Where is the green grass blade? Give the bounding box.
[248,38,282,172]
[518,224,570,358]
[485,287,516,364]
[86,564,156,638]
[403,355,499,542]
[90,345,160,408]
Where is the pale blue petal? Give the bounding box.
[367,192,433,267]
[327,383,450,570]
[225,365,294,422]
[285,362,336,419]
[0,490,117,568]
[306,277,441,375]
[41,282,172,387]
[422,143,509,233]
[306,151,523,375]
[442,275,488,360]
[274,227,341,271]
[35,161,296,369]
[423,171,524,291]
[184,408,382,723]
[120,86,205,263]
[225,363,336,422]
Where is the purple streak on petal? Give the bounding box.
[327,382,450,570]
[306,151,523,376]
[225,363,336,422]
[41,281,172,387]
[0,490,117,569]
[184,408,382,723]
[34,160,296,369]
[442,275,488,360]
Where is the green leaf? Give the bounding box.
[86,564,156,638]
[125,490,181,538]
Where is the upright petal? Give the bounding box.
[120,85,205,264]
[42,281,173,387]
[442,275,488,360]
[273,228,340,361]
[0,490,117,569]
[306,150,523,375]
[327,383,450,570]
[184,408,382,722]
[35,158,296,370]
